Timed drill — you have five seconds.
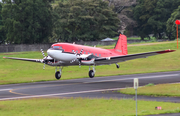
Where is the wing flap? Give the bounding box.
[95,49,175,65]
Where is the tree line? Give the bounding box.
[0,0,119,44]
[0,0,180,44]
[133,0,180,40]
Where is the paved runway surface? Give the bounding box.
[0,71,180,116]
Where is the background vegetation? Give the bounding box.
[52,0,119,42]
[1,0,180,44]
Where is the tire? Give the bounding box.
[89,70,95,78]
[116,64,119,68]
[55,71,61,80]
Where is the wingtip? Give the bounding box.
[167,49,176,52]
[157,49,175,54]
[3,57,6,59]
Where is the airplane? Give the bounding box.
[3,34,175,80]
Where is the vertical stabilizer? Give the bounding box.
[114,34,128,55]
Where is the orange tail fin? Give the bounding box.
[114,34,128,55]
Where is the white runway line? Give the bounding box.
[0,88,123,101]
[84,74,179,83]
[0,89,12,91]
[0,73,179,101]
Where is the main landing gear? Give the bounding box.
[55,67,63,80]
[89,66,96,78]
[54,64,118,80]
[116,63,120,69]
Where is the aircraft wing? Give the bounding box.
[3,57,43,63]
[94,49,175,65]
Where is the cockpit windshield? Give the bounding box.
[51,46,62,49]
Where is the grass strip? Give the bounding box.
[0,41,179,84]
[120,83,180,97]
[0,98,180,116]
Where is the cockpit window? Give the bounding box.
[53,46,62,49]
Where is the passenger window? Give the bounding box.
[95,53,97,56]
[99,54,101,57]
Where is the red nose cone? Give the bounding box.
[175,20,180,25]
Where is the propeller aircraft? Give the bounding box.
[3,34,175,80]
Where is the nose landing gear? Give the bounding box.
[116,63,120,68]
[55,71,61,80]
[88,66,95,78]
[55,67,63,80]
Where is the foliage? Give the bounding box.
[52,0,120,42]
[166,6,180,40]
[1,0,53,44]
[133,0,180,40]
[0,3,6,44]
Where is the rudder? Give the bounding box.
[114,34,128,55]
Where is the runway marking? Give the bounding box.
[9,74,179,97]
[1,88,123,101]
[9,83,81,96]
[0,89,12,91]
[84,74,179,83]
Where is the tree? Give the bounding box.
[0,3,6,44]
[166,6,180,40]
[53,0,120,42]
[1,0,53,44]
[133,0,180,40]
[104,0,137,36]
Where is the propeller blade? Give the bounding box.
[79,49,84,55]
[43,63,45,69]
[41,49,46,69]
[41,49,46,57]
[79,61,81,67]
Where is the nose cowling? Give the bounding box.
[47,49,62,60]
[47,49,52,56]
[47,49,77,61]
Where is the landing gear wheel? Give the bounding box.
[89,70,95,78]
[55,71,61,80]
[116,64,120,68]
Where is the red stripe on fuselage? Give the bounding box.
[51,43,123,57]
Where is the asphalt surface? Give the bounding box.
[0,71,180,116]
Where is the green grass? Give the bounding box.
[0,98,180,116]
[112,36,142,40]
[112,36,156,41]
[120,83,180,97]
[0,41,179,84]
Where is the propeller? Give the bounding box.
[41,49,46,69]
[70,49,84,67]
[41,49,46,58]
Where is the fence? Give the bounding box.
[0,40,142,53]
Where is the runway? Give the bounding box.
[0,71,180,102]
